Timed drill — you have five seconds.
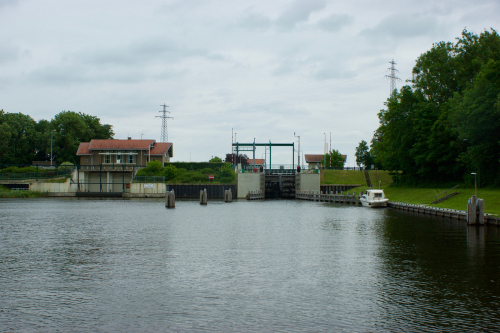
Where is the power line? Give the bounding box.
[156,103,174,142]
[385,59,401,95]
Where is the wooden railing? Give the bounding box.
[432,185,460,204]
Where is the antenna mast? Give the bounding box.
[156,103,174,142]
[385,59,401,95]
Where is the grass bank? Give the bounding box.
[321,170,365,185]
[349,175,500,216]
[0,185,49,198]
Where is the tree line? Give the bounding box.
[0,110,113,165]
[356,29,500,187]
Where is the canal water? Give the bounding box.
[1,198,500,332]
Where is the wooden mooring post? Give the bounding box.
[200,189,207,205]
[165,190,175,208]
[467,195,485,225]
[224,189,233,202]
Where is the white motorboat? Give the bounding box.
[360,189,389,207]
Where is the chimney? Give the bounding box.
[128,137,132,140]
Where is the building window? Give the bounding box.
[116,151,122,164]
[84,158,88,162]
[104,151,110,163]
[128,152,134,163]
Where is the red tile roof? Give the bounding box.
[146,142,173,156]
[248,158,265,165]
[77,142,92,155]
[88,139,155,150]
[305,154,346,163]
[305,154,323,163]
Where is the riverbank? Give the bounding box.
[0,185,48,198]
[319,170,499,216]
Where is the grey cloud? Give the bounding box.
[81,38,225,67]
[0,42,20,64]
[0,0,18,8]
[313,65,355,80]
[275,0,326,31]
[238,12,272,31]
[317,14,354,32]
[360,13,439,41]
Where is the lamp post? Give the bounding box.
[323,133,326,169]
[294,132,300,169]
[379,180,381,189]
[50,129,55,166]
[471,172,477,197]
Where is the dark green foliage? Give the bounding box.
[0,109,113,165]
[200,168,214,174]
[371,29,500,186]
[321,149,345,168]
[209,156,222,163]
[355,140,373,169]
[164,162,225,171]
[162,165,177,181]
[136,161,163,177]
[137,162,235,184]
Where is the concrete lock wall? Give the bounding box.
[297,173,320,192]
[128,183,166,194]
[30,179,76,192]
[237,173,262,198]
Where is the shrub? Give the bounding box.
[163,165,177,181]
[1,166,20,173]
[58,162,74,170]
[200,168,213,174]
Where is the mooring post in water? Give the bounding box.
[478,198,485,225]
[224,189,232,202]
[200,189,207,205]
[467,195,483,225]
[165,190,175,208]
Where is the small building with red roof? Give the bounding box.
[75,137,173,192]
[305,154,346,169]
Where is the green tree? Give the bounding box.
[209,156,222,163]
[370,29,500,185]
[163,164,177,181]
[51,111,114,164]
[322,149,345,168]
[0,112,37,164]
[355,140,373,169]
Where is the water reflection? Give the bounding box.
[1,198,500,331]
[376,209,500,331]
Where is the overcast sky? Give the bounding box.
[1,0,498,166]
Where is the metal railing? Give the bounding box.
[0,169,73,180]
[132,176,165,183]
[433,185,460,203]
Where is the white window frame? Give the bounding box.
[104,151,110,164]
[116,151,122,164]
[128,151,134,163]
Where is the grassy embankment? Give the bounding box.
[321,170,365,184]
[320,170,500,215]
[0,184,48,198]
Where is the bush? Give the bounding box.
[137,160,163,176]
[163,165,177,181]
[200,168,213,174]
[1,166,20,173]
[58,162,74,170]
[164,162,224,171]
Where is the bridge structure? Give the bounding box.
[232,142,296,170]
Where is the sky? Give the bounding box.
[1,0,498,166]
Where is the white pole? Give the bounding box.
[51,129,54,166]
[471,173,477,197]
[323,133,326,169]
